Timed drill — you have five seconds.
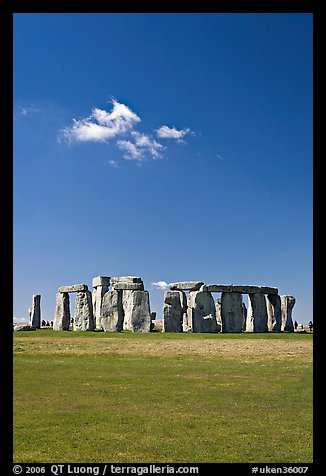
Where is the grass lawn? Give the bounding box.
[13,331,313,463]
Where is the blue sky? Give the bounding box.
[13,13,313,324]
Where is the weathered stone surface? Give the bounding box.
[267,294,282,332]
[53,292,71,331]
[215,298,222,332]
[151,320,163,332]
[92,276,110,288]
[201,284,278,295]
[221,292,243,333]
[121,290,151,332]
[73,291,94,331]
[111,276,142,284]
[169,281,204,291]
[14,325,37,331]
[58,284,88,293]
[30,294,41,328]
[187,291,218,333]
[163,291,183,332]
[246,293,268,332]
[242,302,247,331]
[259,286,278,295]
[112,282,144,290]
[101,290,124,332]
[281,295,296,332]
[92,285,109,329]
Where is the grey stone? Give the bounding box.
[53,292,71,330]
[242,302,247,331]
[163,291,184,332]
[101,290,124,332]
[14,325,37,331]
[92,285,110,329]
[246,293,268,332]
[281,295,296,332]
[92,276,110,288]
[215,298,222,332]
[221,292,243,333]
[188,291,218,333]
[73,291,95,331]
[122,290,151,332]
[58,284,88,293]
[30,294,41,328]
[267,294,282,332]
[112,282,144,290]
[110,276,142,284]
[169,281,204,291]
[151,320,163,332]
[201,284,278,295]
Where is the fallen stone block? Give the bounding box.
[14,325,37,331]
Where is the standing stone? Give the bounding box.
[281,295,296,332]
[242,302,247,331]
[221,292,243,333]
[122,290,151,332]
[29,294,41,328]
[163,291,183,332]
[73,291,94,331]
[246,293,268,332]
[93,284,109,330]
[187,291,218,333]
[215,298,222,332]
[101,290,124,332]
[267,294,282,332]
[53,292,71,331]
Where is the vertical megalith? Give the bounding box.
[267,294,282,332]
[246,293,268,332]
[221,292,243,333]
[123,290,151,332]
[281,295,296,332]
[188,291,218,333]
[163,291,184,332]
[92,277,110,330]
[101,290,124,332]
[215,298,222,332]
[30,294,41,328]
[73,291,95,331]
[53,292,71,331]
[242,302,247,331]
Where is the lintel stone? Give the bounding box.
[169,281,204,291]
[92,276,110,288]
[58,284,88,293]
[200,284,278,294]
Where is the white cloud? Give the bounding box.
[156,125,192,142]
[60,99,141,143]
[216,154,225,160]
[13,316,29,323]
[117,132,164,161]
[151,281,169,290]
[107,160,119,168]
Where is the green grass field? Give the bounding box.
[13,331,313,463]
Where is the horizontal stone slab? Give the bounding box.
[14,325,37,332]
[92,276,110,287]
[110,276,143,284]
[169,281,204,291]
[58,284,88,293]
[112,282,144,290]
[200,284,278,295]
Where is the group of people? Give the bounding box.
[41,319,53,327]
[294,320,313,332]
